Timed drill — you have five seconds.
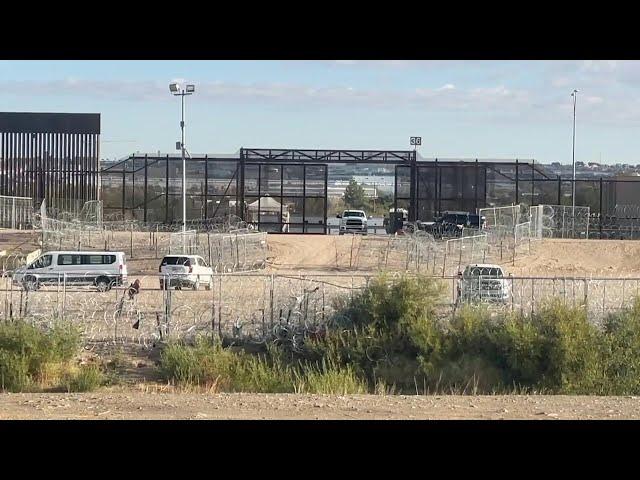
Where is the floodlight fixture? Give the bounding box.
[169,83,179,93]
[186,84,195,93]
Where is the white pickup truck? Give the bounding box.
[458,263,511,304]
[337,210,368,235]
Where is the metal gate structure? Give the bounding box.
[99,148,559,233]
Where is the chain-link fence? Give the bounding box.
[36,200,267,272]
[2,273,640,348]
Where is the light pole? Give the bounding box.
[169,82,195,232]
[571,89,578,210]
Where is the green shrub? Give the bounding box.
[295,358,368,395]
[65,364,106,392]
[310,274,445,390]
[0,350,30,391]
[338,274,443,332]
[424,302,606,394]
[159,339,296,392]
[0,321,82,392]
[599,299,640,395]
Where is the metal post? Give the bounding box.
[204,155,208,220]
[474,159,479,212]
[572,89,578,210]
[599,177,603,237]
[143,155,148,223]
[515,159,519,205]
[181,92,186,233]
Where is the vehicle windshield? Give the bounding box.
[161,256,192,267]
[344,211,365,218]
[464,267,503,277]
[28,255,52,269]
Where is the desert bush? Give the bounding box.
[425,301,606,394]
[306,275,445,390]
[0,321,81,392]
[64,364,106,392]
[295,358,367,395]
[337,274,443,332]
[599,298,640,395]
[159,339,295,392]
[160,338,370,394]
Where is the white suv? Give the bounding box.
[159,255,213,291]
[338,210,368,235]
[458,263,511,304]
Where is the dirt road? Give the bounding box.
[1,392,639,419]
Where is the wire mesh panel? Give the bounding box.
[169,230,198,255]
[479,205,521,230]
[444,234,489,275]
[540,205,590,239]
[529,205,543,239]
[79,200,103,227]
[0,195,33,229]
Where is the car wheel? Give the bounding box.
[96,277,111,292]
[23,276,39,291]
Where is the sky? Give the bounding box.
[0,60,637,164]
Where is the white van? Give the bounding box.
[12,251,128,292]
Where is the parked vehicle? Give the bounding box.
[384,208,409,234]
[159,255,213,290]
[458,263,511,304]
[337,210,368,235]
[420,211,487,238]
[12,251,128,292]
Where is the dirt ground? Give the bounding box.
[267,235,640,278]
[0,392,638,419]
[509,238,640,277]
[4,230,640,278]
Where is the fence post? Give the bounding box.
[211,272,216,340]
[583,279,588,312]
[350,235,355,269]
[270,274,275,328]
[511,276,515,312]
[62,273,66,321]
[442,247,447,277]
[531,277,534,315]
[235,233,240,271]
[130,224,134,259]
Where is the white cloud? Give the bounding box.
[5,68,640,128]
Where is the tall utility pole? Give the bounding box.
[571,89,578,210]
[169,82,195,232]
